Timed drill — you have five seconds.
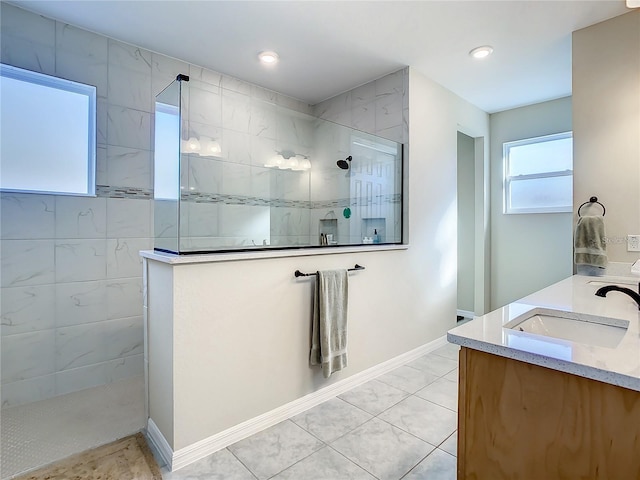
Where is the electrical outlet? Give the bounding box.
[627,235,640,252]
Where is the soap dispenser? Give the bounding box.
[373,229,380,244]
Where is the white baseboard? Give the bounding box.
[145,418,173,470]
[457,309,474,319]
[152,335,448,472]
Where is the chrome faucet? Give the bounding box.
[595,283,640,310]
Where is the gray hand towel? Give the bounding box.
[310,269,348,378]
[574,215,607,268]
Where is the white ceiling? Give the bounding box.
[9,0,631,113]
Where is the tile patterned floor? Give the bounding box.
[162,343,460,480]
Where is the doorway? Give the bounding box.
[456,130,490,321]
[457,132,475,320]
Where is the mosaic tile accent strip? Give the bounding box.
[96,185,153,199]
[179,192,401,209]
[94,187,400,207]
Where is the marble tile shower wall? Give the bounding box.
[178,79,315,249]
[311,69,409,244]
[0,3,314,406]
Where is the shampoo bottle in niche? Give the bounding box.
[373,229,380,244]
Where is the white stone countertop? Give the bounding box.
[448,274,640,392]
[140,244,408,265]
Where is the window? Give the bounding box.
[153,101,180,200]
[0,64,96,196]
[503,132,573,214]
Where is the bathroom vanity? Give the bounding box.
[448,275,640,479]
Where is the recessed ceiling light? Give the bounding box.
[469,45,494,59]
[258,51,279,65]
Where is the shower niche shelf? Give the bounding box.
[319,219,338,245]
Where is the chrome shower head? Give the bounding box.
[337,155,352,170]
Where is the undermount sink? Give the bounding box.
[504,308,629,349]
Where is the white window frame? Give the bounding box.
[503,131,573,215]
[0,63,96,196]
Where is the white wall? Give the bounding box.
[457,132,475,313]
[573,10,640,264]
[490,97,573,309]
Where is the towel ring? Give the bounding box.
[577,196,605,217]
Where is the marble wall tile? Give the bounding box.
[376,125,404,144]
[103,353,143,383]
[276,93,313,115]
[55,22,108,97]
[1,284,56,336]
[106,238,149,279]
[185,203,219,238]
[56,321,105,371]
[249,99,277,139]
[97,98,108,146]
[313,91,351,124]
[221,162,251,196]
[151,52,189,98]
[190,85,222,127]
[351,82,376,108]
[352,101,376,134]
[107,105,152,150]
[189,65,222,94]
[222,89,251,133]
[252,84,277,104]
[375,92,404,132]
[103,316,143,359]
[223,129,252,165]
[106,198,151,238]
[55,196,107,239]
[54,361,106,396]
[55,280,107,327]
[251,166,272,199]
[188,156,222,193]
[107,39,152,74]
[218,205,270,241]
[1,374,55,407]
[250,136,277,168]
[106,278,143,320]
[0,239,55,287]
[274,169,311,201]
[106,145,152,189]
[55,239,107,282]
[277,112,314,148]
[270,207,310,237]
[108,64,152,112]
[1,329,56,383]
[0,194,55,239]
[187,121,222,150]
[221,75,252,96]
[375,69,404,97]
[0,3,55,75]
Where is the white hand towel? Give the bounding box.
[310,269,348,378]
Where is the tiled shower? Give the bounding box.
[0,3,407,477]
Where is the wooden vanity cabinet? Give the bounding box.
[457,347,640,479]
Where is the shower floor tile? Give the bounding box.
[1,376,145,479]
